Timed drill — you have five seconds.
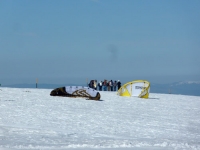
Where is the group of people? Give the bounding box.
[88,80,121,91]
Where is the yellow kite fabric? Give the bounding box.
[117,80,150,99]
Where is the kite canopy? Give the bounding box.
[117,80,150,99]
[50,86,101,100]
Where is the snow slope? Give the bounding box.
[0,87,200,150]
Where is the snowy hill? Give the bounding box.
[0,87,200,150]
[173,81,200,85]
[151,81,200,96]
[168,81,200,96]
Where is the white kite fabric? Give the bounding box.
[65,86,97,97]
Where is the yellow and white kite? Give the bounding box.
[117,80,150,99]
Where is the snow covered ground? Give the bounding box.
[0,87,200,150]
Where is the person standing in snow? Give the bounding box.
[89,80,94,89]
[107,81,111,91]
[98,81,102,91]
[103,80,107,91]
[113,81,117,91]
[117,80,121,90]
[93,80,97,90]
[110,80,113,91]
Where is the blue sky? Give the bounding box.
[0,0,200,85]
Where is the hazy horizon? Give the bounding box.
[1,74,200,86]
